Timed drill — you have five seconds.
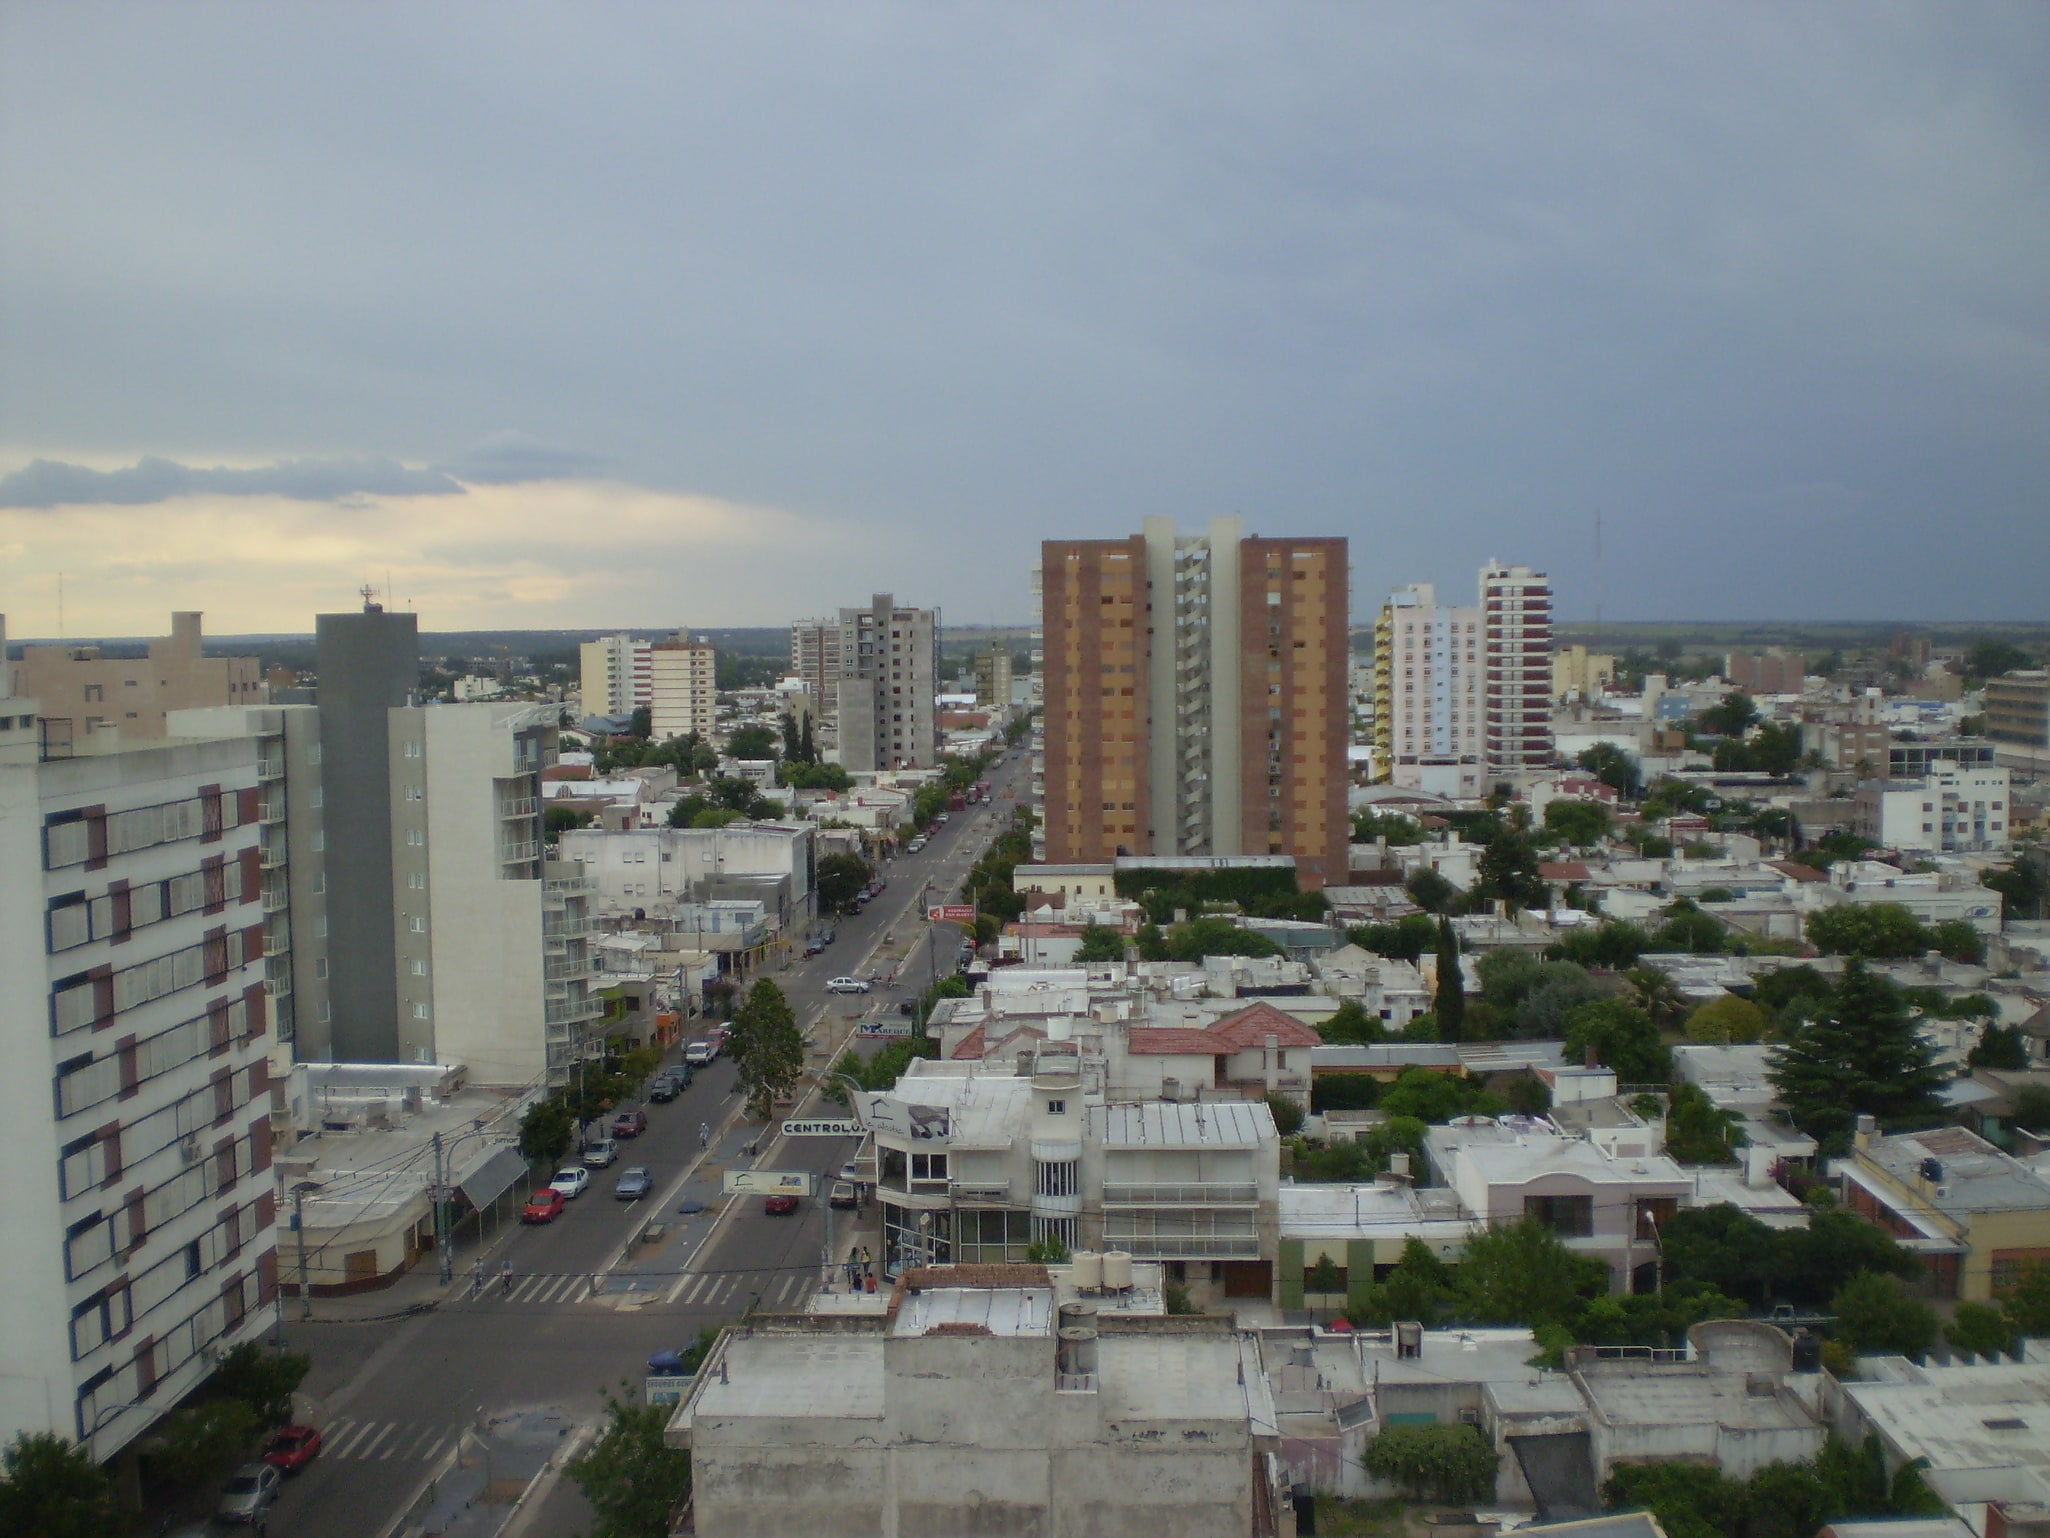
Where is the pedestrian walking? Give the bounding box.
[470,1258,484,1298]
[500,1258,514,1296]
[698,1121,711,1149]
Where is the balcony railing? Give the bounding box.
[544,996,602,1028]
[260,842,288,871]
[257,757,287,781]
[543,918,593,942]
[501,840,541,865]
[544,955,592,983]
[500,797,538,819]
[259,797,287,826]
[262,886,290,914]
[1100,1182,1259,1206]
[1098,1235,1262,1260]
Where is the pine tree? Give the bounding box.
[729,979,805,1120]
[1435,917,1465,1041]
[1769,959,1947,1154]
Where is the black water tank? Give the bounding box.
[1792,1329,1822,1372]
[1920,1157,1944,1183]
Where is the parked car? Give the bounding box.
[549,1166,591,1199]
[582,1138,618,1169]
[684,1039,718,1067]
[263,1424,323,1472]
[647,1073,680,1103]
[612,1109,648,1138]
[763,1193,800,1215]
[522,1188,566,1224]
[828,1180,858,1209]
[826,976,871,994]
[614,1166,653,1201]
[217,1462,282,1525]
[838,1160,860,1183]
[898,998,919,1016]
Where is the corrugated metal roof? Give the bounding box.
[1095,1099,1274,1147]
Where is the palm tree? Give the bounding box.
[1623,965,1686,1026]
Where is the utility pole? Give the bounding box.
[295,1185,313,1321]
[433,1130,453,1285]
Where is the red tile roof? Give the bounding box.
[1126,1027,1229,1056]
[1206,1001,1324,1050]
[1538,861,1592,882]
[949,1027,986,1060]
[1769,860,1827,882]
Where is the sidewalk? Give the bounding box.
[392,1406,580,1538]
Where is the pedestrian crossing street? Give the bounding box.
[466,1271,599,1305]
[317,1418,456,1464]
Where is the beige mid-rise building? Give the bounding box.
[649,631,718,742]
[13,611,264,743]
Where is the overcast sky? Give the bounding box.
[3,4,2045,637]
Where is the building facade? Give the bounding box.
[649,631,718,742]
[788,619,843,732]
[1480,561,1555,782]
[1037,517,1349,887]
[834,594,939,773]
[972,639,1014,710]
[1986,671,2050,767]
[578,633,653,719]
[0,734,282,1462]
[1853,763,2012,854]
[15,611,265,743]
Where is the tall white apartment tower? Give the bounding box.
[835,595,939,774]
[1374,562,1555,794]
[1479,561,1554,782]
[648,631,718,741]
[578,634,653,720]
[1,732,282,1462]
[1375,584,1485,796]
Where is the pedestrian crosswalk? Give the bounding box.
[465,1272,598,1306]
[319,1418,455,1463]
[666,1271,814,1310]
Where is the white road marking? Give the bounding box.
[324,1419,376,1459]
[354,1422,398,1461]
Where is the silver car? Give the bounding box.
[217,1461,282,1524]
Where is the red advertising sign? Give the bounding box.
[926,904,977,924]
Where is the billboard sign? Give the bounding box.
[926,904,976,924]
[723,1170,816,1197]
[781,1117,862,1137]
[858,1017,914,1038]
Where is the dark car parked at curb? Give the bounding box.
[612,1108,648,1138]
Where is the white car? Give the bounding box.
[582,1138,618,1169]
[550,1166,591,1199]
[684,1039,718,1066]
[826,976,871,994]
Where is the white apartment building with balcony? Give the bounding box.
[1853,762,2012,855]
[855,1053,1282,1299]
[0,732,282,1463]
[578,633,654,719]
[649,631,718,741]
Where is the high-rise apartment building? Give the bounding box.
[579,634,653,719]
[649,631,718,742]
[17,611,265,743]
[972,640,1014,710]
[836,595,939,774]
[1036,517,1348,888]
[1375,562,1553,794]
[1375,584,1484,796]
[788,619,843,729]
[1,731,282,1462]
[1480,562,1554,780]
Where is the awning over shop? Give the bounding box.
[459,1145,528,1208]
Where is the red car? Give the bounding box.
[522,1188,566,1224]
[763,1193,800,1215]
[612,1109,648,1139]
[263,1425,323,1472]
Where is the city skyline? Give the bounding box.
[4,5,2047,636]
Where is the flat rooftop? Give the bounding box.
[1859,1127,2050,1218]
[1574,1359,1817,1432]
[1842,1359,2050,1479]
[892,1286,1052,1338]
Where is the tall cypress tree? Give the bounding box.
[1435,916,1466,1041]
[1769,959,1946,1154]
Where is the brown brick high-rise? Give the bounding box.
[1036,517,1348,889]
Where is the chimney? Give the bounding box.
[1853,1113,1876,1153]
[1264,1032,1279,1093]
[1584,1044,1599,1071]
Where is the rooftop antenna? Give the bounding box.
[360,582,382,613]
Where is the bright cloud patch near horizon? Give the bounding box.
[0,478,850,636]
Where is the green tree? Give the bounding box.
[1354,808,1427,845]
[1318,998,1387,1046]
[1348,1237,1457,1327]
[1602,1461,1749,1538]
[1363,1423,1499,1503]
[1475,825,1548,912]
[1968,1023,2030,1071]
[1073,922,1126,963]
[211,1341,312,1428]
[1806,903,1932,960]
[1544,798,1613,849]
[0,1433,118,1538]
[1552,921,1654,970]
[1769,960,1948,1153]
[1686,994,1767,1045]
[1406,866,1459,915]
[1458,1218,1607,1329]
[519,1096,576,1163]
[1350,912,1438,962]
[1984,855,2049,921]
[566,1384,693,1538]
[1312,1074,1382,1111]
[1945,1300,2013,1359]
[1434,917,1466,1040]
[816,852,873,914]
[1653,900,1729,955]
[1753,964,1835,1031]
[1753,720,1803,776]
[1164,917,1283,961]
[1564,998,1670,1084]
[148,1399,259,1496]
[1929,919,1986,965]
[2003,1260,2050,1339]
[1832,1272,1937,1357]
[1511,968,1608,1041]
[1622,965,1688,1026]
[1964,639,2030,680]
[729,979,804,1120]
[1577,742,1641,797]
[1133,921,1169,961]
[1265,1093,1305,1137]
[1379,1067,1499,1124]
[1663,1082,1745,1165]
[546,805,595,836]
[1696,691,1761,738]
[627,704,652,739]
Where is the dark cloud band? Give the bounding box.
[0,455,465,509]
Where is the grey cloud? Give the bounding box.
[0,455,463,509]
[435,432,604,485]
